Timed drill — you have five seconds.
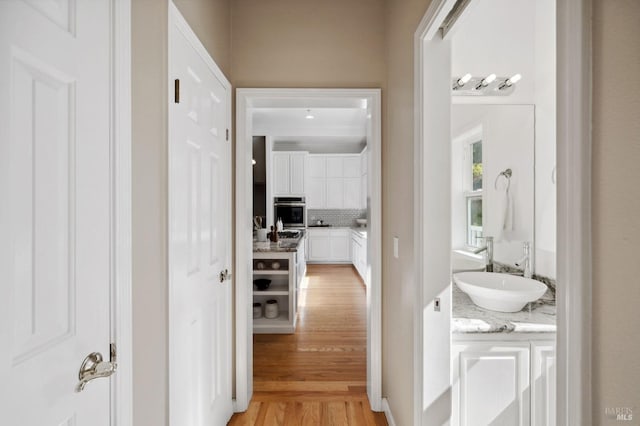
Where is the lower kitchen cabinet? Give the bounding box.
[350,230,367,285]
[307,228,351,263]
[451,338,556,426]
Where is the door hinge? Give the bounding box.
[110,343,117,363]
[174,79,180,103]
[226,128,229,141]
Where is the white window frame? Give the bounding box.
[457,126,483,249]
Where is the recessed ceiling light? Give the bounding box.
[305,109,314,119]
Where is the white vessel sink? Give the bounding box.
[453,272,548,313]
[452,250,485,273]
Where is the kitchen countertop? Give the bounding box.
[253,233,305,253]
[452,281,556,334]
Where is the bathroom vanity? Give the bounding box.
[451,283,556,426]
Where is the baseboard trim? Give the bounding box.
[382,398,397,426]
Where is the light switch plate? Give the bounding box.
[393,237,399,258]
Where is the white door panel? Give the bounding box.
[343,156,360,177]
[344,178,361,209]
[169,9,233,425]
[272,153,290,195]
[0,1,112,424]
[532,342,556,426]
[306,178,325,209]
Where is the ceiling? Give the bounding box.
[252,107,368,145]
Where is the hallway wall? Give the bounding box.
[592,0,640,423]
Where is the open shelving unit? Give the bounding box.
[252,253,296,334]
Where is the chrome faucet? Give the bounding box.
[515,242,532,278]
[472,236,494,272]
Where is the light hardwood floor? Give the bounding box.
[228,264,388,425]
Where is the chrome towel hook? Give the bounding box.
[494,168,512,190]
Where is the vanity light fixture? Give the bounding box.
[452,73,472,90]
[475,73,496,90]
[498,73,522,90]
[305,109,314,119]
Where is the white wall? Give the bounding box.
[452,0,556,277]
[452,105,535,266]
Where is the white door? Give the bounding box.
[0,1,114,425]
[169,7,233,426]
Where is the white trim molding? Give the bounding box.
[413,0,592,425]
[556,0,592,424]
[382,398,397,426]
[112,0,132,424]
[234,88,383,412]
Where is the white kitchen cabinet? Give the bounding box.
[306,154,362,209]
[308,228,351,263]
[308,232,330,261]
[329,231,350,261]
[325,178,345,208]
[452,338,557,426]
[343,156,361,177]
[306,177,325,209]
[290,153,306,194]
[326,156,344,178]
[350,230,367,285]
[272,153,290,195]
[272,151,307,196]
[531,341,556,426]
[344,178,361,209]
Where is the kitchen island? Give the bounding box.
[252,233,306,334]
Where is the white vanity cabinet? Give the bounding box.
[307,228,351,263]
[272,151,307,196]
[451,337,556,426]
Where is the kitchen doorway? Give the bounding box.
[234,89,383,413]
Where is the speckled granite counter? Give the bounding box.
[252,233,305,253]
[452,282,556,334]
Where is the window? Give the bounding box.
[466,140,483,247]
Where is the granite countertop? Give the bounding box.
[253,235,304,253]
[452,282,556,334]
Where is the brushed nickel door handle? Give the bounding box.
[76,351,117,392]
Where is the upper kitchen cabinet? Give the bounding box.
[307,154,363,209]
[272,152,308,196]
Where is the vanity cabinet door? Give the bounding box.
[452,342,531,426]
[531,341,556,426]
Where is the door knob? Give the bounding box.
[219,269,231,283]
[76,351,117,392]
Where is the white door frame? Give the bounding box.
[413,0,592,425]
[234,88,383,412]
[112,0,133,425]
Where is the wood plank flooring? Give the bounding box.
[228,264,387,425]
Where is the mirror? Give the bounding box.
[451,104,535,268]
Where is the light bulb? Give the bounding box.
[499,73,522,90]
[475,74,496,90]
[453,73,472,90]
[252,159,257,165]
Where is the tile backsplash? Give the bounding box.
[308,209,366,227]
